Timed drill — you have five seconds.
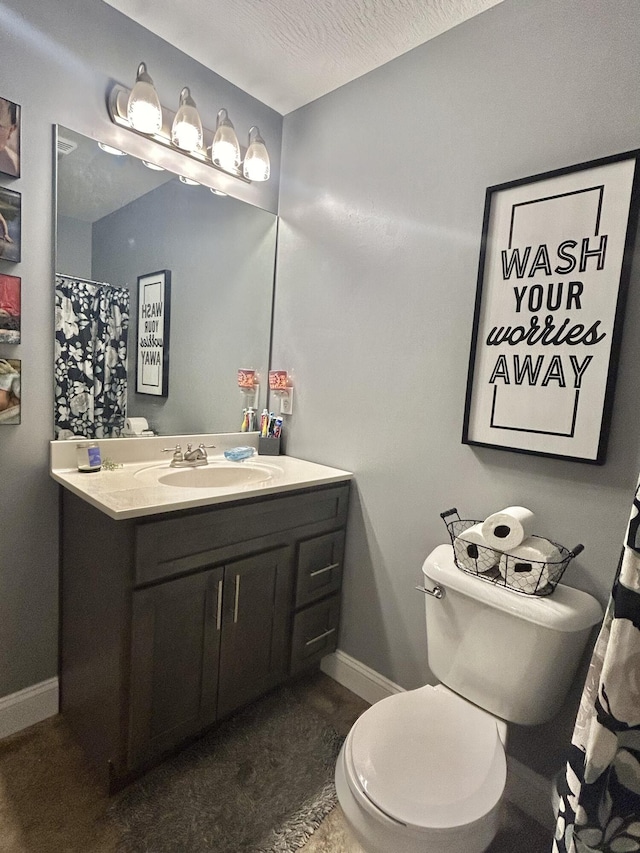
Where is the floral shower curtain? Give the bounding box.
[554,480,640,853]
[54,275,129,439]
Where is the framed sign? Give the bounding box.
[463,150,640,465]
[136,269,171,397]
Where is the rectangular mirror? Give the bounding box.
[54,126,277,438]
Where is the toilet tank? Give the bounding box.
[422,544,603,726]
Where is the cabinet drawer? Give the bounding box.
[295,531,344,609]
[290,595,340,675]
[134,483,350,585]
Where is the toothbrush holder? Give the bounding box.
[258,436,281,456]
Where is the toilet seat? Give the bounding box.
[344,685,506,831]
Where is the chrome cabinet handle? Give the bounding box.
[305,627,336,647]
[216,579,223,631]
[233,574,240,623]
[415,584,444,600]
[309,562,339,578]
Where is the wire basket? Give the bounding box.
[441,508,583,596]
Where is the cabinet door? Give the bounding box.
[128,567,224,769]
[217,546,293,718]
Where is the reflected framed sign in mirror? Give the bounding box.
[136,269,171,397]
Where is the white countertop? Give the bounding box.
[50,433,352,520]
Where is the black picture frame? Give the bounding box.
[0,186,21,263]
[0,96,20,178]
[135,269,171,397]
[462,149,640,465]
[0,273,20,343]
[0,358,20,424]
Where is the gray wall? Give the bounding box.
[56,216,91,279]
[92,179,276,434]
[0,0,282,699]
[275,0,640,777]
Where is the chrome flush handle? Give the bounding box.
[415,584,444,600]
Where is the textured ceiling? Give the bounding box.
[103,0,504,115]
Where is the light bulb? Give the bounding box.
[171,87,203,153]
[98,142,127,156]
[127,62,162,134]
[211,109,240,172]
[243,127,270,181]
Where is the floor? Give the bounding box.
[0,671,554,852]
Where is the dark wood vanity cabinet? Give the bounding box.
[59,481,349,790]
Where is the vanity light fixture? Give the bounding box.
[210,187,228,197]
[179,175,200,186]
[243,126,270,182]
[171,87,203,153]
[127,62,163,134]
[97,142,127,156]
[107,63,271,184]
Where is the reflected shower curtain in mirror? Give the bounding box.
[54,276,129,438]
[554,479,640,853]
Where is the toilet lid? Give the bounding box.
[348,686,506,829]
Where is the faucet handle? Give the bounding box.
[197,443,216,459]
[162,444,183,462]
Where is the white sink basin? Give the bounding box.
[132,460,276,490]
[157,464,272,489]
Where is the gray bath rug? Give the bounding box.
[110,688,343,853]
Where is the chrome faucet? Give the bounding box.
[163,442,216,467]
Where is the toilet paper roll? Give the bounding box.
[481,506,535,551]
[124,417,149,436]
[454,523,501,573]
[500,537,562,591]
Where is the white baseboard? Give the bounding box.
[321,649,403,705]
[0,677,59,739]
[506,756,556,830]
[321,649,553,830]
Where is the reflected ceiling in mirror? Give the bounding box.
[55,126,277,439]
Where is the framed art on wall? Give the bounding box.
[0,358,20,424]
[136,269,171,397]
[462,149,640,464]
[0,96,20,178]
[0,186,21,263]
[0,273,20,343]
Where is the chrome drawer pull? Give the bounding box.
[216,579,223,630]
[233,575,240,623]
[415,584,444,600]
[309,562,339,578]
[305,627,336,647]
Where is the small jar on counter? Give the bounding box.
[76,441,102,472]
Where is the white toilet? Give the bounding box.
[335,543,603,853]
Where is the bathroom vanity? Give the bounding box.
[52,437,351,790]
